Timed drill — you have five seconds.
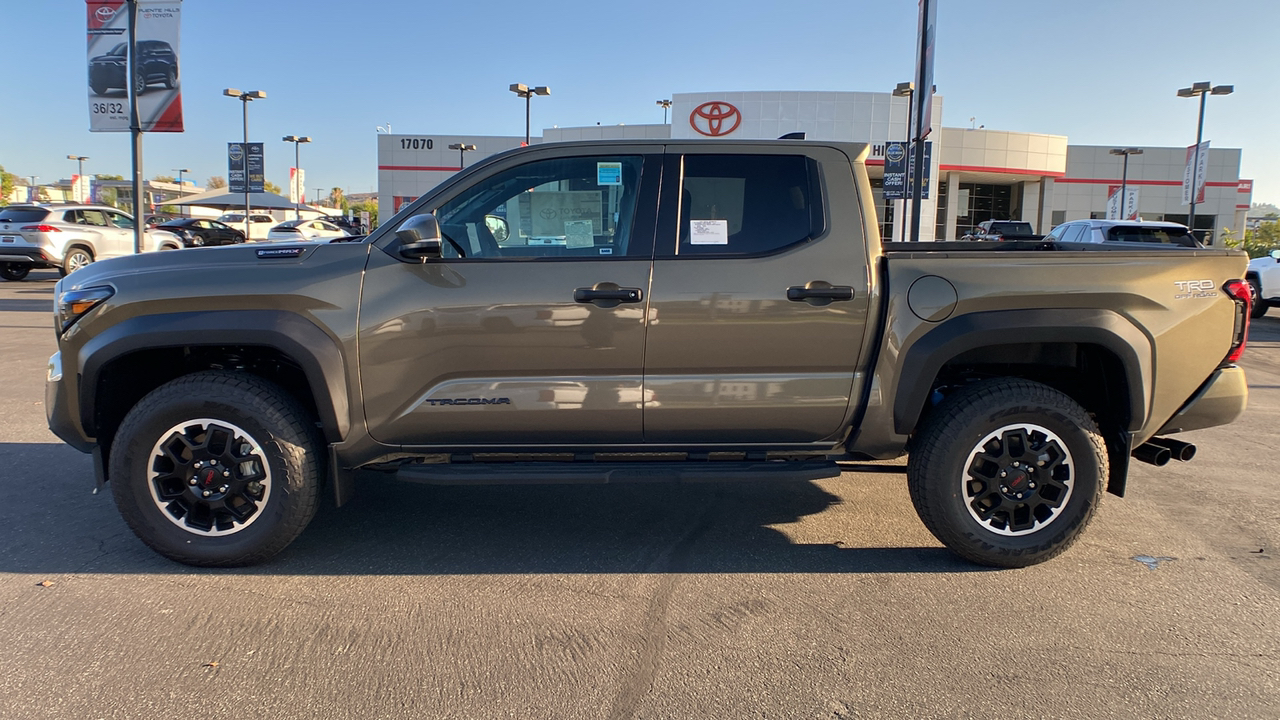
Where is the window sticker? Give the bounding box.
[564,219,594,248]
[597,162,622,186]
[599,247,613,255]
[690,219,729,245]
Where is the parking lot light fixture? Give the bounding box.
[224,88,266,229]
[1109,148,1143,220]
[509,83,550,146]
[282,135,311,220]
[448,143,477,170]
[1177,81,1233,241]
[66,155,89,203]
[656,99,672,124]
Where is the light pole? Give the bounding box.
[282,135,311,220]
[172,167,189,216]
[509,83,550,146]
[892,82,915,241]
[656,99,672,124]
[67,155,89,203]
[1177,81,1232,241]
[224,88,266,235]
[448,143,477,170]
[1108,148,1143,220]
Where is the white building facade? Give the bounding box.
[377,90,1249,243]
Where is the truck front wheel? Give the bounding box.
[907,379,1105,568]
[109,371,322,566]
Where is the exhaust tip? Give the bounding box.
[1133,443,1171,467]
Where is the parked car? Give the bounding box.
[0,204,180,280]
[1246,249,1280,318]
[145,214,179,227]
[961,220,1043,242]
[46,140,1252,570]
[266,218,349,242]
[216,212,277,241]
[153,218,246,249]
[88,40,178,96]
[321,216,365,235]
[1044,219,1199,248]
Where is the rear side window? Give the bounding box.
[1059,224,1086,243]
[0,208,50,223]
[1107,226,1196,247]
[673,154,819,257]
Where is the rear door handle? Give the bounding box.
[574,283,644,307]
[787,282,854,302]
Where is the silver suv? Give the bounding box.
[0,204,180,281]
[1044,219,1199,248]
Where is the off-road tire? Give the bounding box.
[109,371,322,567]
[61,246,94,277]
[907,378,1106,568]
[0,263,31,281]
[163,65,177,89]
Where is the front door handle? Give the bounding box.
[787,281,854,303]
[574,282,644,307]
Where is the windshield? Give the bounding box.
[989,222,1034,235]
[106,43,126,57]
[1106,226,1197,247]
[220,214,245,222]
[0,208,50,223]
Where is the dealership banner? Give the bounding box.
[1181,141,1209,205]
[289,168,306,204]
[228,143,264,193]
[86,1,184,132]
[907,141,932,199]
[883,142,908,200]
[1106,185,1140,221]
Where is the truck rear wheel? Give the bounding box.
[109,371,321,567]
[907,379,1105,568]
[0,263,31,281]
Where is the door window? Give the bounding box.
[1059,224,1086,243]
[76,210,110,227]
[431,155,648,260]
[667,154,820,257]
[107,212,135,229]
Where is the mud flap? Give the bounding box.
[92,445,108,494]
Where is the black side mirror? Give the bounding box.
[397,213,443,260]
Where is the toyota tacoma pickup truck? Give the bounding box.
[45,140,1253,569]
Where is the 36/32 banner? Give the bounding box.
[86,1,184,132]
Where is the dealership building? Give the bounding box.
[377,90,1251,243]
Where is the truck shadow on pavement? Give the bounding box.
[1,443,985,576]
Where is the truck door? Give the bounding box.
[642,146,872,443]
[358,149,660,447]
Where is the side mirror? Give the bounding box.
[397,213,443,260]
[484,214,510,243]
[1271,249,1280,261]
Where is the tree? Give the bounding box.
[0,164,16,202]
[99,188,119,208]
[95,173,124,181]
[152,174,175,183]
[264,180,282,195]
[350,199,378,228]
[328,187,345,211]
[206,176,227,189]
[1223,221,1280,258]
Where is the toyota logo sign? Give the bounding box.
[95,6,115,22]
[690,102,742,137]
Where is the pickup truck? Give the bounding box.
[45,140,1253,569]
[961,220,1043,242]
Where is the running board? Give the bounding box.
[395,460,841,486]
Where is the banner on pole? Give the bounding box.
[86,2,184,133]
[1181,141,1209,205]
[883,142,908,200]
[229,143,264,193]
[1106,185,1140,221]
[289,168,306,204]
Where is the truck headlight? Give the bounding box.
[57,286,114,333]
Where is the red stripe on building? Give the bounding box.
[1055,178,1237,187]
[379,165,461,172]
[940,164,1066,177]
[1237,204,1250,209]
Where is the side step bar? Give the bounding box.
[395,460,841,486]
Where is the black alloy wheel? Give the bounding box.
[1249,277,1267,319]
[907,378,1106,568]
[109,371,322,566]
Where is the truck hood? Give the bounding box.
[57,242,351,292]
[1248,255,1278,273]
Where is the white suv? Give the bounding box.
[1247,249,1280,319]
[0,204,180,281]
[216,212,277,241]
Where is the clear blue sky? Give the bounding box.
[3,0,1277,203]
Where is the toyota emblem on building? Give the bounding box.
[690,102,742,137]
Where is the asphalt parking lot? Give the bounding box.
[0,269,1277,719]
